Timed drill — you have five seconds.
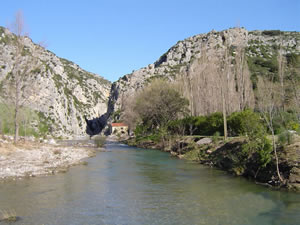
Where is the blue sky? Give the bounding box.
[0,0,299,82]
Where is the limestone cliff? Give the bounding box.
[0,27,111,138]
[109,28,300,118]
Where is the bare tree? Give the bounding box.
[290,73,300,122]
[220,41,231,140]
[278,36,287,111]
[257,77,283,183]
[121,93,139,133]
[1,11,41,143]
[234,32,249,110]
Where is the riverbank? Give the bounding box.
[0,135,96,180]
[124,135,300,191]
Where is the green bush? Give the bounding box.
[242,135,272,168]
[134,123,151,137]
[167,116,199,135]
[272,111,299,134]
[212,131,221,143]
[168,112,224,136]
[227,109,264,137]
[278,130,294,146]
[286,53,300,66]
[262,30,282,36]
[136,133,161,144]
[193,112,223,136]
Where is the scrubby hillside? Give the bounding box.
[109,28,300,118]
[0,27,111,138]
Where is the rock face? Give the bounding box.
[108,28,300,118]
[0,27,111,138]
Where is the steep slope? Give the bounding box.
[0,27,111,138]
[109,28,300,118]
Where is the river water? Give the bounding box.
[0,141,300,225]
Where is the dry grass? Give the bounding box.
[0,139,50,155]
[0,209,17,222]
[0,143,18,155]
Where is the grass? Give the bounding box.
[183,148,201,161]
[0,103,42,137]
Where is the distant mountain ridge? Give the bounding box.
[1,26,299,137]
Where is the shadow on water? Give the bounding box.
[0,140,299,225]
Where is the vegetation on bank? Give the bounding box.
[125,108,300,190]
[0,103,50,138]
[94,136,106,148]
[120,77,300,190]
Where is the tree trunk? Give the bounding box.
[222,92,228,140]
[14,80,20,144]
[272,130,283,183]
[14,105,19,144]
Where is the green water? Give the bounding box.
[0,141,299,225]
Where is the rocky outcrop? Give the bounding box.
[108,28,300,117]
[0,27,111,138]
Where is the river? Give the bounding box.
[0,141,300,225]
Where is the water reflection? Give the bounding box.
[0,141,299,225]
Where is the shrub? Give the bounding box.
[227,109,264,137]
[0,209,17,222]
[212,131,220,143]
[286,53,300,66]
[262,30,282,36]
[242,135,272,168]
[225,110,273,169]
[133,79,189,134]
[272,111,299,134]
[278,130,294,146]
[193,113,223,136]
[94,136,106,148]
[168,113,224,136]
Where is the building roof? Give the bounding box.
[111,123,127,127]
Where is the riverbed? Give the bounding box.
[0,141,299,225]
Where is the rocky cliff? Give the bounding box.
[109,28,300,118]
[0,27,111,138]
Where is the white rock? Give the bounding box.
[48,139,56,145]
[197,138,212,145]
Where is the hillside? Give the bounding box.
[0,27,111,138]
[108,28,300,120]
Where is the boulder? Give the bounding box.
[48,139,56,145]
[197,138,212,145]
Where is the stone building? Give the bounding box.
[111,123,128,135]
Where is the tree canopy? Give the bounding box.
[129,79,189,133]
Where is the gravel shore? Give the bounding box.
[0,136,96,179]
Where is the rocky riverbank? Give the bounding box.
[124,135,300,191]
[0,136,96,180]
